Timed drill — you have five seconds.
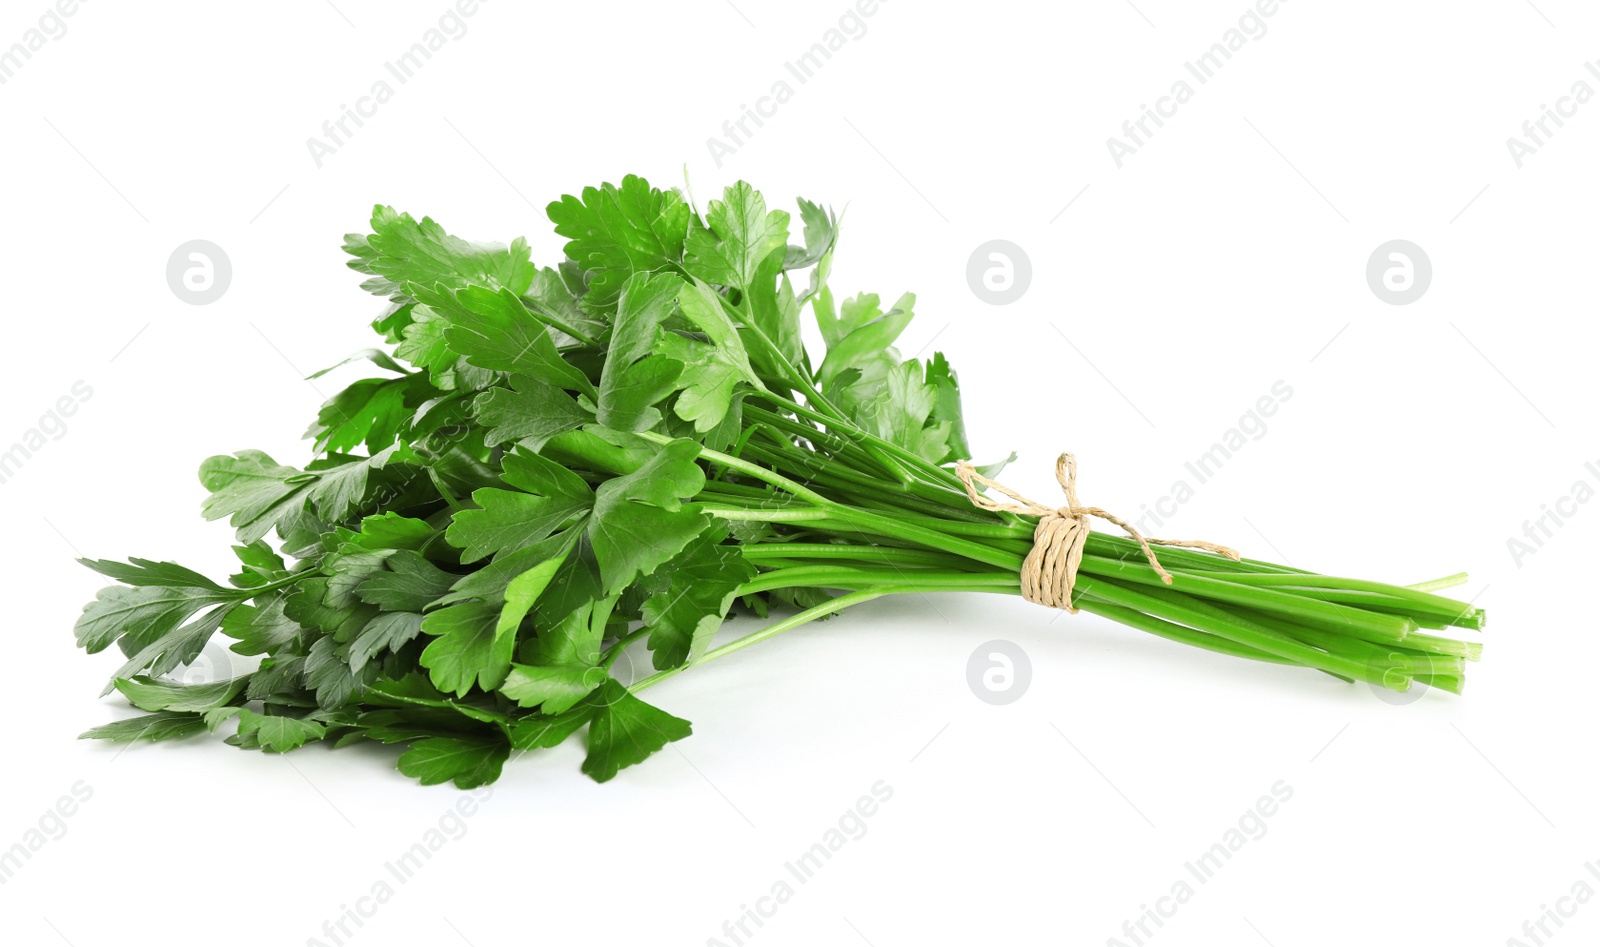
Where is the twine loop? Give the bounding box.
[954,454,1241,612]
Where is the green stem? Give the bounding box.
[738,567,1014,596]
[741,543,977,569]
[643,431,833,506]
[427,468,466,513]
[742,404,902,482]
[1079,555,1415,644]
[245,568,320,597]
[630,589,889,694]
[1181,570,1482,624]
[602,628,649,670]
[1072,576,1399,688]
[698,505,835,524]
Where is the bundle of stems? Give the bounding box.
[625,397,1482,699]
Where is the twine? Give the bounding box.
[954,454,1241,612]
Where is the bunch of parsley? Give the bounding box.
[73,175,1485,787]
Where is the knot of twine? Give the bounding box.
[954,454,1241,612]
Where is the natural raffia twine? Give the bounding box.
[954,454,1242,612]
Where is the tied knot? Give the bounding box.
[954,453,1241,612]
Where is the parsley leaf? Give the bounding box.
[587,438,710,594]
[445,448,594,563]
[346,205,535,301]
[547,175,690,316]
[114,676,248,713]
[304,375,416,456]
[348,611,426,673]
[596,272,685,432]
[431,285,594,394]
[80,711,207,743]
[78,558,229,591]
[784,197,839,272]
[75,584,234,654]
[502,595,611,713]
[473,375,590,450]
[354,551,457,612]
[221,596,302,656]
[685,181,791,296]
[816,291,915,387]
[639,533,754,669]
[232,708,327,752]
[419,601,512,697]
[582,680,693,783]
[397,734,510,788]
[662,278,766,432]
[199,447,405,544]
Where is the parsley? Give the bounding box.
[72,176,1485,786]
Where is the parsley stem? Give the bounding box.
[629,590,889,695]
[742,405,901,481]
[698,506,835,524]
[1071,576,1389,687]
[752,392,941,487]
[1180,570,1478,618]
[640,431,832,505]
[246,568,320,596]
[740,543,974,568]
[734,441,996,523]
[426,467,466,513]
[1080,556,1415,644]
[602,628,650,669]
[1408,572,1469,592]
[738,568,1016,595]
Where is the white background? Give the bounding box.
[1,1,1594,945]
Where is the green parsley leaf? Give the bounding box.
[509,702,596,752]
[355,551,458,612]
[233,708,327,752]
[341,512,438,551]
[346,205,535,301]
[396,734,509,788]
[501,664,608,715]
[307,347,410,380]
[348,611,426,673]
[105,604,236,693]
[524,265,606,345]
[547,175,690,316]
[587,438,710,593]
[221,596,303,656]
[924,351,972,463]
[446,486,589,565]
[199,447,404,544]
[114,675,248,713]
[596,272,686,432]
[419,601,512,697]
[640,533,754,669]
[662,278,766,432]
[74,584,234,655]
[496,555,564,639]
[473,375,590,450]
[305,375,414,455]
[501,594,611,713]
[77,558,229,591]
[433,285,593,394]
[80,711,207,743]
[685,181,791,295]
[306,634,378,709]
[783,197,839,272]
[581,680,693,783]
[817,291,915,387]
